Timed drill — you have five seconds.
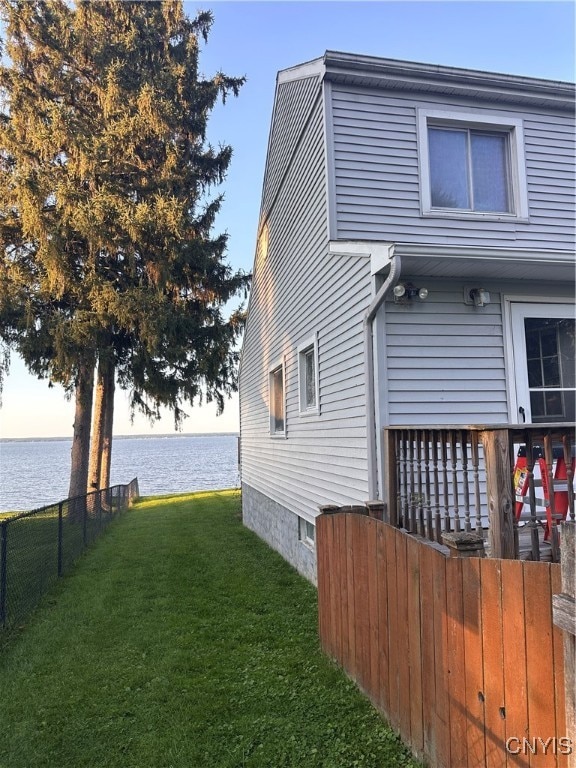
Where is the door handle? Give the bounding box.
[519,406,526,423]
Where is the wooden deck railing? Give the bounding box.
[383,424,575,562]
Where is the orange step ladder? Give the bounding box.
[514,443,575,540]
[539,452,575,541]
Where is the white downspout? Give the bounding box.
[364,253,402,500]
[328,240,402,501]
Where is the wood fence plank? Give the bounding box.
[406,534,424,757]
[419,541,437,765]
[446,556,468,768]
[346,514,357,683]
[462,557,486,767]
[556,523,575,768]
[318,515,340,661]
[386,524,400,731]
[353,514,370,694]
[327,515,336,658]
[523,561,558,768]
[551,564,568,768]
[336,515,347,670]
[327,514,339,662]
[366,518,380,702]
[316,516,324,647]
[481,558,507,768]
[326,515,337,662]
[396,529,411,743]
[501,558,529,768]
[377,523,390,717]
[432,547,451,768]
[316,515,332,656]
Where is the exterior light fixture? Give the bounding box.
[393,283,429,303]
[469,288,491,307]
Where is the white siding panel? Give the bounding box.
[331,85,575,250]
[241,92,373,521]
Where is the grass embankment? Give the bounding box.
[0,490,419,768]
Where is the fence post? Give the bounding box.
[384,429,399,527]
[98,490,103,533]
[57,502,63,577]
[318,504,340,515]
[82,496,88,547]
[552,522,575,766]
[481,429,515,559]
[442,531,485,558]
[339,505,368,515]
[0,521,7,627]
[366,500,386,521]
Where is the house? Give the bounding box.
[239,52,575,583]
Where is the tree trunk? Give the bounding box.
[99,360,115,490]
[87,360,106,494]
[68,360,95,501]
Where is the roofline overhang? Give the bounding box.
[390,242,576,282]
[329,239,576,283]
[277,51,575,111]
[394,242,576,263]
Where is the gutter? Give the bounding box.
[322,50,575,110]
[364,252,401,500]
[328,241,401,500]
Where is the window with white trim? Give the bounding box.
[269,359,285,436]
[298,516,315,547]
[418,110,528,219]
[298,334,319,415]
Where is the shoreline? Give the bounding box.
[0,432,239,443]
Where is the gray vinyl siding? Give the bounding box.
[381,279,575,426]
[241,84,372,522]
[261,75,321,218]
[331,86,575,249]
[383,281,508,425]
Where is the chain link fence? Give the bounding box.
[0,478,139,631]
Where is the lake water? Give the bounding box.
[0,434,239,512]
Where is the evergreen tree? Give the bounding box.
[0,0,248,495]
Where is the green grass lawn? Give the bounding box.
[1,500,123,628]
[0,490,419,768]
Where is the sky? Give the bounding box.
[0,0,574,439]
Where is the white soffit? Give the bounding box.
[328,240,395,275]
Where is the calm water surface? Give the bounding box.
[0,434,239,512]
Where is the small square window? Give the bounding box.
[299,516,315,547]
[418,109,528,220]
[269,360,285,436]
[298,335,319,415]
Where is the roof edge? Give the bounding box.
[322,50,575,107]
[277,56,324,85]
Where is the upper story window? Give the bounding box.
[429,127,510,212]
[418,109,529,220]
[269,358,286,436]
[298,334,319,415]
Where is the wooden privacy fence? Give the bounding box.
[317,511,569,768]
